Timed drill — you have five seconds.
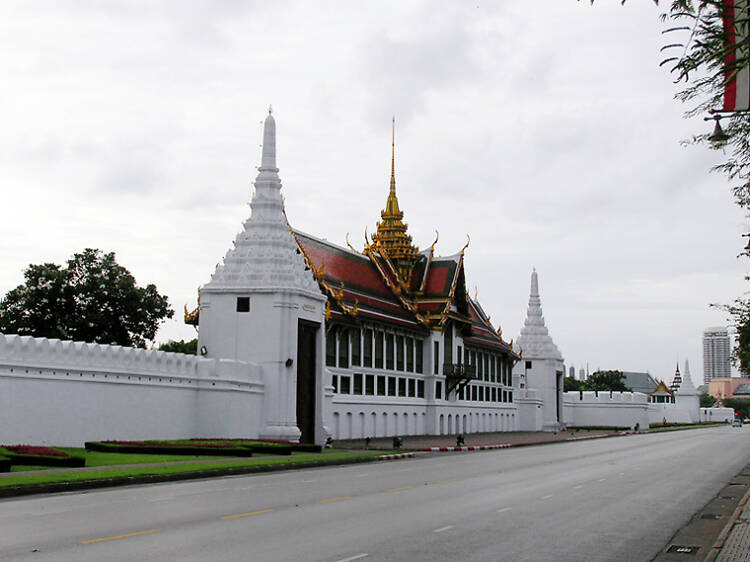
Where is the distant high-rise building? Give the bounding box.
[569,365,575,379]
[578,368,586,381]
[703,327,731,383]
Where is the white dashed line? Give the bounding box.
[573,485,584,489]
[497,507,512,513]
[433,525,454,534]
[598,478,606,482]
[335,554,369,562]
[541,494,553,500]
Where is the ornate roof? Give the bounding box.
[370,118,420,283]
[515,269,563,361]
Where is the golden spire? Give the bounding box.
[371,116,419,284]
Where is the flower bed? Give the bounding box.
[0,445,85,468]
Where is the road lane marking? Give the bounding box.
[541,494,553,499]
[335,554,369,562]
[79,529,160,545]
[598,478,606,482]
[436,478,460,484]
[385,485,414,493]
[318,496,353,504]
[221,508,275,520]
[355,473,370,478]
[497,507,512,513]
[433,525,454,533]
[573,484,584,489]
[477,472,493,477]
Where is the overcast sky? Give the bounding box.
[1,2,746,388]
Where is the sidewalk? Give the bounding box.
[333,428,614,451]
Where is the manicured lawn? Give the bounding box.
[0,450,386,487]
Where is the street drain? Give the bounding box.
[700,513,723,520]
[666,545,700,555]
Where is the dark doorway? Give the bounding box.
[296,320,319,443]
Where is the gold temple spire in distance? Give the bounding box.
[372,116,419,283]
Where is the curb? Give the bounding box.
[377,453,415,460]
[421,444,512,452]
[706,480,750,561]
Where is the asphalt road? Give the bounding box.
[2,426,749,562]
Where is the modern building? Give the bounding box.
[703,327,731,383]
[708,377,750,400]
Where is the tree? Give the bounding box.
[0,249,173,348]
[158,338,198,355]
[722,398,750,419]
[564,376,586,392]
[584,370,632,392]
[700,392,718,407]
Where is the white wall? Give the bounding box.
[0,333,264,446]
[564,391,650,429]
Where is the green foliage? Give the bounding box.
[0,249,173,348]
[700,392,718,407]
[158,338,198,355]
[722,397,750,419]
[659,1,750,207]
[584,370,632,392]
[564,376,586,391]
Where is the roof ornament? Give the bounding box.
[345,232,358,253]
[461,234,471,255]
[268,105,273,114]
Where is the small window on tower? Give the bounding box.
[236,297,250,312]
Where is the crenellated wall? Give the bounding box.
[564,391,651,429]
[0,333,265,446]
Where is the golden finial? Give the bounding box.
[461,234,471,255]
[474,285,478,300]
[390,115,395,194]
[430,230,439,252]
[324,300,331,321]
[497,326,502,339]
[345,232,357,253]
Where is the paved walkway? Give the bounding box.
[333,428,612,451]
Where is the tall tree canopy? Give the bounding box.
[585,370,632,392]
[0,249,173,348]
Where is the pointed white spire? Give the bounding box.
[260,108,277,172]
[678,358,698,396]
[515,269,563,360]
[202,109,320,294]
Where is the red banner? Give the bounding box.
[724,0,750,111]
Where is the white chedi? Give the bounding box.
[203,110,319,295]
[515,268,563,361]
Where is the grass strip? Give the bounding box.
[645,423,726,433]
[0,451,385,488]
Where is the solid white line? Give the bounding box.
[433,525,454,534]
[335,554,369,562]
[497,507,512,513]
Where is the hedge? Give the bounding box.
[0,456,11,472]
[84,442,254,457]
